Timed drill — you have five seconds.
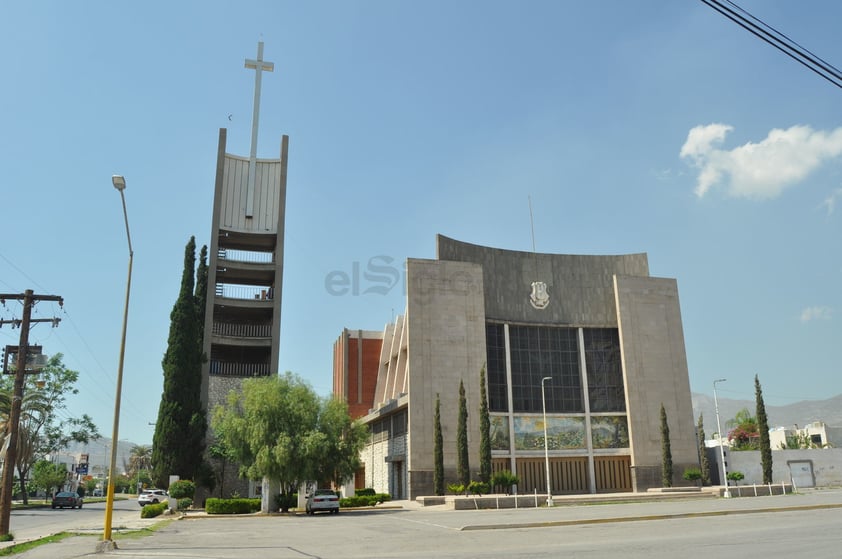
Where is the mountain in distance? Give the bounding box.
[691,392,842,434]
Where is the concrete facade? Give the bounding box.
[197,127,289,502]
[338,235,698,499]
[614,275,697,490]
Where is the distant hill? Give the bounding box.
[692,392,842,434]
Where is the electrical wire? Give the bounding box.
[700,0,842,90]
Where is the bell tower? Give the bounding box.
[201,41,288,441]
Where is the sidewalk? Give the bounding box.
[9,488,842,558]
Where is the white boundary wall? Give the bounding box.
[726,449,842,488]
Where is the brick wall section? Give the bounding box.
[334,330,383,420]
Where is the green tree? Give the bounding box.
[168,479,196,500]
[152,237,208,488]
[478,366,491,484]
[83,477,98,496]
[433,394,444,496]
[195,244,208,342]
[205,439,237,498]
[212,373,364,512]
[127,445,153,478]
[0,354,100,504]
[755,375,772,484]
[726,408,759,450]
[127,445,153,493]
[697,414,711,485]
[727,471,745,486]
[456,380,469,487]
[31,460,68,496]
[660,404,673,487]
[309,397,368,488]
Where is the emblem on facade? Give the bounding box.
[530,281,550,310]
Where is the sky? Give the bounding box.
[2,0,841,446]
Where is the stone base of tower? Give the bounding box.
[194,375,261,506]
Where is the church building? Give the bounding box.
[334,235,698,499]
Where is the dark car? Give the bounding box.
[51,491,83,509]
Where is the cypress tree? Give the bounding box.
[478,366,492,484]
[195,244,208,342]
[660,404,673,487]
[152,237,208,487]
[433,394,444,496]
[697,413,711,486]
[456,380,469,487]
[755,375,773,484]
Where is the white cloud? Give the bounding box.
[820,188,842,215]
[800,306,832,322]
[680,124,842,199]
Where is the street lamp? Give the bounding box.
[541,376,553,507]
[713,378,731,498]
[102,175,133,547]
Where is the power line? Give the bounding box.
[700,0,842,90]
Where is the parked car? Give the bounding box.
[51,491,83,509]
[305,489,339,515]
[93,488,103,497]
[138,489,168,507]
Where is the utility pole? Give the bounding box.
[0,289,63,537]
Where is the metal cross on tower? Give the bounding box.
[244,41,274,218]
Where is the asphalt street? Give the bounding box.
[8,489,842,558]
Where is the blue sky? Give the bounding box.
[2,0,841,445]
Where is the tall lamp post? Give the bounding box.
[713,378,731,498]
[102,175,133,546]
[541,376,553,507]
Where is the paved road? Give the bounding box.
[8,498,143,542]
[11,490,842,558]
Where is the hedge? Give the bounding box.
[205,498,262,515]
[141,502,167,518]
[339,493,391,508]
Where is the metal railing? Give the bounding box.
[209,360,272,377]
[218,248,274,264]
[214,283,274,301]
[212,322,272,338]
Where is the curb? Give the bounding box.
[459,502,842,531]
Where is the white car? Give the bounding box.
[305,489,340,515]
[138,489,168,507]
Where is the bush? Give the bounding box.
[683,468,702,483]
[338,493,391,508]
[355,487,376,496]
[491,470,520,494]
[467,481,490,496]
[205,498,262,514]
[168,480,196,500]
[275,493,298,512]
[141,502,167,518]
[727,471,745,486]
[447,483,464,495]
[177,498,193,510]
